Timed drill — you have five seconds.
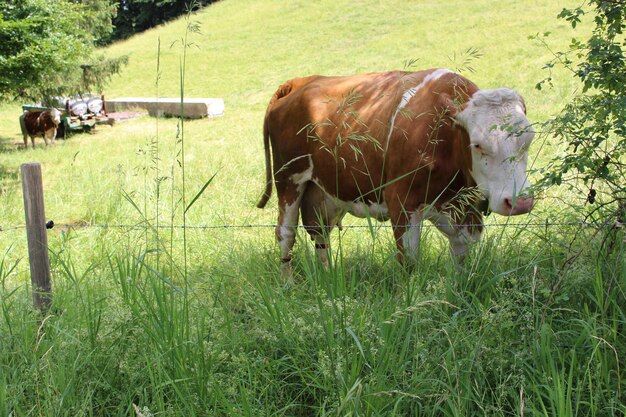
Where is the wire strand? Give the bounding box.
[2,220,620,232]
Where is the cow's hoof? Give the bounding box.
[280,262,295,284]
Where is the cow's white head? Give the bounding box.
[455,88,534,216]
[50,108,61,126]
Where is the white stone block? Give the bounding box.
[106,98,224,119]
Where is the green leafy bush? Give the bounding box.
[535,0,625,225]
[0,0,125,101]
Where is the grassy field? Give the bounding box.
[0,0,624,415]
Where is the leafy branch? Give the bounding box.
[533,0,625,225]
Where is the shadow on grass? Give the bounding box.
[0,163,19,194]
[0,134,22,153]
[0,132,78,153]
[0,135,23,195]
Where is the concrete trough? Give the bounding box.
[106,97,224,119]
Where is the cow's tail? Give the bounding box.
[256,115,273,208]
[257,82,294,209]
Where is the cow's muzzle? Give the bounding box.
[503,196,534,215]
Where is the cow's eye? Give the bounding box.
[471,143,491,156]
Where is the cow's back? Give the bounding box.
[266,71,427,202]
[265,69,477,204]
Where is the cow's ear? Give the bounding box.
[518,94,527,114]
[440,93,466,127]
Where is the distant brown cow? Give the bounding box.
[19,108,62,148]
[257,69,535,275]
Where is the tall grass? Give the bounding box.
[0,225,623,415]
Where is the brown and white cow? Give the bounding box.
[257,69,534,274]
[19,108,62,148]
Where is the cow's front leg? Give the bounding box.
[401,210,423,265]
[427,210,483,264]
[446,227,482,263]
[43,128,56,145]
[389,206,422,267]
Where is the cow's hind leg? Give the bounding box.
[301,183,343,270]
[272,154,315,279]
[19,115,29,149]
[275,180,308,281]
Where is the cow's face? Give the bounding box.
[50,108,61,126]
[456,88,534,216]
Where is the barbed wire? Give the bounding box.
[1,220,621,233]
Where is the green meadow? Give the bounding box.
[0,0,624,415]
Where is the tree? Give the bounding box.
[536,0,626,225]
[0,0,125,102]
[70,0,119,46]
[111,0,214,42]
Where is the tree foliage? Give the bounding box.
[70,0,118,46]
[0,0,125,102]
[0,0,89,101]
[535,0,625,223]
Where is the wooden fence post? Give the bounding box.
[21,162,52,311]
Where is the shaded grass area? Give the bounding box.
[1,224,623,416]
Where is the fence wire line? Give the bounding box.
[1,220,622,233]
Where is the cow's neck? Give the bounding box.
[454,126,477,190]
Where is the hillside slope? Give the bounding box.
[103,0,580,116]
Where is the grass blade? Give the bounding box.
[184,171,217,215]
